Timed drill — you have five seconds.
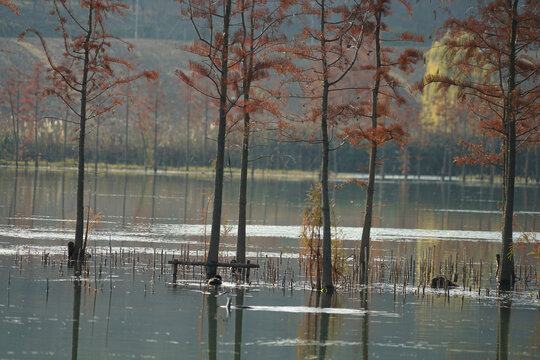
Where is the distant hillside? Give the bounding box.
[1,0,473,115]
[2,0,470,43]
[0,37,192,103]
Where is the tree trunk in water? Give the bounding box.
[379,146,385,180]
[186,96,191,172]
[441,144,448,181]
[402,147,408,180]
[237,110,249,267]
[361,143,377,280]
[499,0,517,291]
[124,95,129,165]
[9,87,21,169]
[63,106,69,166]
[359,9,382,282]
[72,5,93,262]
[236,48,252,267]
[73,72,87,261]
[203,102,208,166]
[206,0,232,279]
[15,108,19,169]
[332,139,338,174]
[535,144,539,183]
[153,95,158,174]
[447,149,453,180]
[94,116,100,175]
[319,0,333,292]
[321,81,333,291]
[523,149,529,184]
[34,81,39,169]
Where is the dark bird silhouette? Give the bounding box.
[208,275,223,286]
[430,275,458,289]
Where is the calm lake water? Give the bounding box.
[0,167,539,359]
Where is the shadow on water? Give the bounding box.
[496,298,511,360]
[71,280,82,360]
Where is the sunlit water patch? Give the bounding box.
[2,222,536,252]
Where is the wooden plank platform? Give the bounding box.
[168,259,259,283]
[167,259,259,268]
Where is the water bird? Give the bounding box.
[207,275,223,286]
[224,297,252,311]
[430,276,458,289]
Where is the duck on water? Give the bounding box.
[430,275,458,289]
[207,275,223,286]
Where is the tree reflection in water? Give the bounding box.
[151,174,157,224]
[298,291,336,359]
[496,299,511,360]
[206,289,218,360]
[31,168,38,228]
[234,289,245,360]
[71,280,82,360]
[360,288,368,360]
[8,168,18,223]
[184,173,189,224]
[318,292,332,360]
[298,289,369,359]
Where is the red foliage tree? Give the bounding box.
[0,0,19,15]
[20,0,157,261]
[176,0,235,278]
[342,0,422,280]
[290,0,368,291]
[424,0,540,290]
[229,0,292,271]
